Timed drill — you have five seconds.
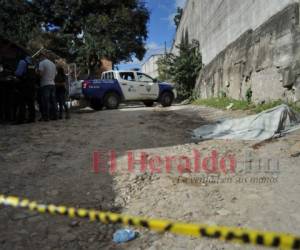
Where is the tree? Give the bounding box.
[0,0,150,66]
[0,0,41,46]
[157,31,203,100]
[174,7,183,30]
[157,53,175,82]
[32,0,150,65]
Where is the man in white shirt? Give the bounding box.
[38,51,57,121]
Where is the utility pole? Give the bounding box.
[164,41,167,55]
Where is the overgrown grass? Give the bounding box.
[192,97,300,113]
[252,100,284,113]
[193,97,251,110]
[288,102,300,113]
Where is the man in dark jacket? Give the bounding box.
[0,57,17,122]
[15,56,38,124]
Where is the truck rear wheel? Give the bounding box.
[90,99,103,111]
[160,92,173,107]
[104,92,120,109]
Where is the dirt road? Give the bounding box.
[0,104,299,250]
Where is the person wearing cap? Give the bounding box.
[38,51,57,121]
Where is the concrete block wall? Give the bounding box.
[173,0,300,103]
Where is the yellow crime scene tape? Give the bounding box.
[0,194,299,249]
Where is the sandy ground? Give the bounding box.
[0,104,299,250]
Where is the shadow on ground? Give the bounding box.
[0,104,214,249]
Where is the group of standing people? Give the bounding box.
[14,51,69,124]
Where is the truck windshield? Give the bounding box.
[136,72,154,82]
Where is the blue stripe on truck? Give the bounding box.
[82,79,124,100]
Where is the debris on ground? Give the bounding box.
[291,152,300,157]
[180,99,191,105]
[226,102,234,110]
[1,104,300,250]
[113,229,139,244]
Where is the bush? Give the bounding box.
[157,31,203,100]
[245,88,252,103]
[193,97,250,110]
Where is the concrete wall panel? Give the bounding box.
[174,1,300,103]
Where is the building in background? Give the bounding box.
[141,54,164,79]
[173,0,300,103]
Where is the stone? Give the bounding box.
[61,233,77,242]
[49,190,59,196]
[11,212,30,220]
[231,197,237,203]
[48,234,60,242]
[69,221,80,227]
[217,209,230,216]
[56,226,70,235]
[88,237,95,243]
[289,142,300,157]
[27,215,43,223]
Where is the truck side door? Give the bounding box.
[136,72,159,100]
[118,72,143,100]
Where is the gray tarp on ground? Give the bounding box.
[192,104,300,141]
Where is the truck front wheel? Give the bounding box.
[104,92,120,109]
[160,92,173,107]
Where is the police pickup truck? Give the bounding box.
[82,70,176,110]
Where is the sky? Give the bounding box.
[117,0,186,70]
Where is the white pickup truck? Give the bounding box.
[74,70,176,110]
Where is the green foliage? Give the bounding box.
[73,2,149,64]
[0,0,41,46]
[286,102,300,113]
[193,97,251,111]
[245,87,253,103]
[157,53,175,82]
[0,0,149,66]
[174,7,183,30]
[157,31,203,100]
[193,97,300,113]
[251,100,300,113]
[220,90,227,98]
[252,100,285,113]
